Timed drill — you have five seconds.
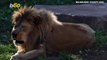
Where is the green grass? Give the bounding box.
[59,52,82,60]
[0,44,16,60]
[96,31,107,46]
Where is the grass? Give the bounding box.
[0,44,16,60]
[59,52,82,60]
[96,31,107,46]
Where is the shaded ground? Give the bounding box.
[82,44,107,60]
[30,44,107,60]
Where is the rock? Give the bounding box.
[35,4,107,31]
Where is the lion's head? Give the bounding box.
[11,6,61,50]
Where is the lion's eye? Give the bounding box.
[21,25,25,28]
[14,25,18,28]
[21,26,27,31]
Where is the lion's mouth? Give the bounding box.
[15,40,24,44]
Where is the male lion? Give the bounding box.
[10,6,95,60]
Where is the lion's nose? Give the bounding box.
[12,31,17,40]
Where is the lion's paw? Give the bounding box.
[10,55,24,60]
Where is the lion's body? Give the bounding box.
[10,7,96,60]
[46,22,95,53]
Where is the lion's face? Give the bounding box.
[12,18,40,45]
[12,20,31,44]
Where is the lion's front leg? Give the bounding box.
[10,44,45,60]
[10,54,26,60]
[20,44,45,59]
[10,51,26,60]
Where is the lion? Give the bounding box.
[10,6,96,60]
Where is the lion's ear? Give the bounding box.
[33,16,42,25]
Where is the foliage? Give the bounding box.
[0,7,13,44]
[0,44,16,60]
[59,52,82,60]
[96,31,107,46]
